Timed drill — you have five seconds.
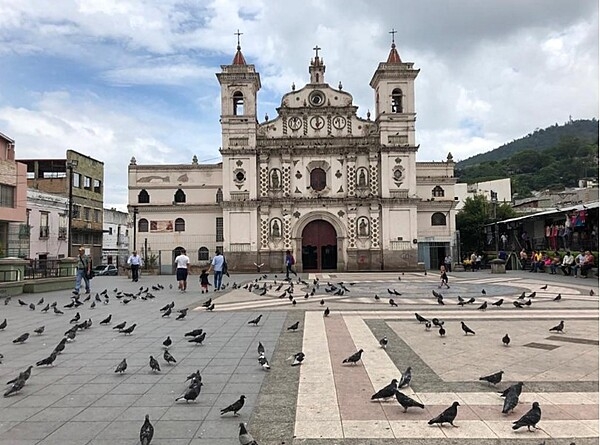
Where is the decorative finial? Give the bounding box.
[129,156,137,165]
[366,110,371,120]
[447,152,454,162]
[264,113,269,122]
[338,81,343,91]
[234,29,243,50]
[389,28,397,47]
[291,82,295,91]
[192,155,198,165]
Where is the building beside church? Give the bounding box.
[128,38,458,272]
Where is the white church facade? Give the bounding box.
[128,38,458,272]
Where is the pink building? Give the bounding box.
[0,132,27,257]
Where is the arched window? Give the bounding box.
[432,186,445,198]
[233,91,244,116]
[216,188,223,204]
[198,247,209,261]
[174,218,185,232]
[431,212,447,226]
[138,189,149,203]
[391,88,403,113]
[138,218,149,232]
[310,168,327,191]
[174,189,186,203]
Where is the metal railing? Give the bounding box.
[23,259,69,280]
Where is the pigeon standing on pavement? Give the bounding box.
[389,298,398,307]
[163,336,172,348]
[4,375,26,397]
[115,358,128,373]
[399,367,412,388]
[163,350,177,365]
[415,313,429,323]
[220,395,246,416]
[12,333,29,344]
[395,391,425,412]
[288,352,305,366]
[238,422,258,445]
[149,356,161,372]
[428,401,460,427]
[479,370,504,386]
[287,321,300,332]
[247,314,263,326]
[324,307,330,317]
[549,320,565,333]
[370,379,398,400]
[512,402,542,431]
[175,380,202,403]
[342,349,364,365]
[502,334,511,346]
[36,351,57,367]
[140,414,154,445]
[499,382,524,398]
[257,342,265,356]
[502,384,521,414]
[33,326,45,335]
[258,353,270,370]
[99,314,112,325]
[188,332,206,345]
[379,336,388,349]
[553,294,562,301]
[461,321,476,335]
[492,299,504,307]
[477,301,488,311]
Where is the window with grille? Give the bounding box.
[40,212,49,238]
[138,218,149,232]
[175,218,185,232]
[431,212,447,226]
[198,247,209,261]
[84,176,91,190]
[84,207,90,221]
[138,190,150,203]
[432,186,445,197]
[72,205,80,219]
[174,189,186,203]
[93,179,101,193]
[216,217,224,242]
[73,173,80,188]
[216,188,223,204]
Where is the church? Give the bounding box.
[128,36,458,273]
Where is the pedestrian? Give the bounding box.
[470,252,477,271]
[127,250,143,282]
[285,250,297,280]
[439,265,449,289]
[519,248,528,270]
[74,246,92,296]
[475,253,482,271]
[444,254,452,273]
[199,269,209,293]
[174,248,190,292]
[207,249,225,291]
[500,233,508,249]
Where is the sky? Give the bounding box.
[0,0,598,211]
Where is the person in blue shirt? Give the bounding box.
[285,250,297,280]
[208,249,225,291]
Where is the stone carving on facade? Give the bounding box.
[270,169,281,189]
[271,218,282,238]
[259,165,269,197]
[357,217,370,237]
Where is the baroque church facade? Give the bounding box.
[128,38,458,272]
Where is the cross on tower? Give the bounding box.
[389,28,397,44]
[234,29,243,47]
[313,45,321,59]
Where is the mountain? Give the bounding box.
[456,118,599,168]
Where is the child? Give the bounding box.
[199,269,209,293]
[439,265,449,289]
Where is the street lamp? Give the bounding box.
[491,190,498,254]
[66,159,79,257]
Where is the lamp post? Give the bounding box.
[491,190,498,254]
[132,206,138,251]
[66,159,78,257]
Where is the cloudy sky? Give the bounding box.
[0,0,597,210]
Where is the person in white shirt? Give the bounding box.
[127,251,143,282]
[572,250,585,277]
[560,251,574,276]
[174,248,190,292]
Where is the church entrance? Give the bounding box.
[301,220,337,271]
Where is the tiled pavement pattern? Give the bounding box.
[0,270,595,444]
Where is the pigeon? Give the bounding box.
[342,349,363,365]
[257,342,265,356]
[502,334,511,346]
[371,379,398,400]
[4,297,10,305]
[438,326,446,337]
[7,365,33,385]
[114,358,127,373]
[287,321,300,331]
[185,370,201,384]
[289,352,305,366]
[374,294,380,301]
[379,336,388,349]
[238,422,258,445]
[176,308,188,320]
[100,315,112,325]
[549,320,565,333]
[324,307,330,317]
[320,299,325,306]
[163,350,177,364]
[477,301,488,311]
[528,291,536,299]
[248,314,262,326]
[513,300,525,308]
[53,338,67,354]
[512,401,542,431]
[399,367,412,388]
[33,326,45,335]
[160,302,174,311]
[90,301,96,309]
[466,297,476,304]
[432,289,442,299]
[479,370,504,386]
[258,353,270,370]
[29,303,35,310]
[461,321,475,335]
[12,332,29,344]
[428,401,460,427]
[491,299,504,307]
[432,318,444,327]
[113,321,126,330]
[162,336,172,348]
[175,381,202,402]
[437,295,445,305]
[149,355,161,372]
[481,289,487,295]
[40,304,50,312]
[18,299,27,306]
[0,319,6,330]
[185,329,203,337]
[395,391,425,412]
[188,332,206,345]
[220,395,246,416]
[502,384,521,414]
[457,296,465,306]
[415,313,429,323]
[499,382,524,398]
[69,312,81,324]
[389,299,398,307]
[553,294,562,301]
[206,303,215,311]
[590,289,595,296]
[425,321,431,330]
[53,306,64,315]
[4,375,26,397]
[140,414,154,445]
[36,351,58,367]
[161,307,172,317]
[540,284,548,290]
[524,299,532,306]
[120,324,137,335]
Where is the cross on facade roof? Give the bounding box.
[313,45,321,58]
[389,28,397,44]
[235,29,243,47]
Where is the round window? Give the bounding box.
[235,171,246,182]
[309,91,325,107]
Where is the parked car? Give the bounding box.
[92,264,118,276]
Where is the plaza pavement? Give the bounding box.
[0,268,596,444]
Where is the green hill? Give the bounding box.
[457,118,598,168]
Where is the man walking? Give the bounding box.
[174,248,190,292]
[74,246,91,296]
[208,249,225,291]
[127,251,143,282]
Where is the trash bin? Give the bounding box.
[490,258,506,274]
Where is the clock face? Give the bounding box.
[288,116,302,131]
[310,116,325,130]
[332,115,346,129]
[309,90,325,107]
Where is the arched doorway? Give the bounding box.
[302,220,337,271]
